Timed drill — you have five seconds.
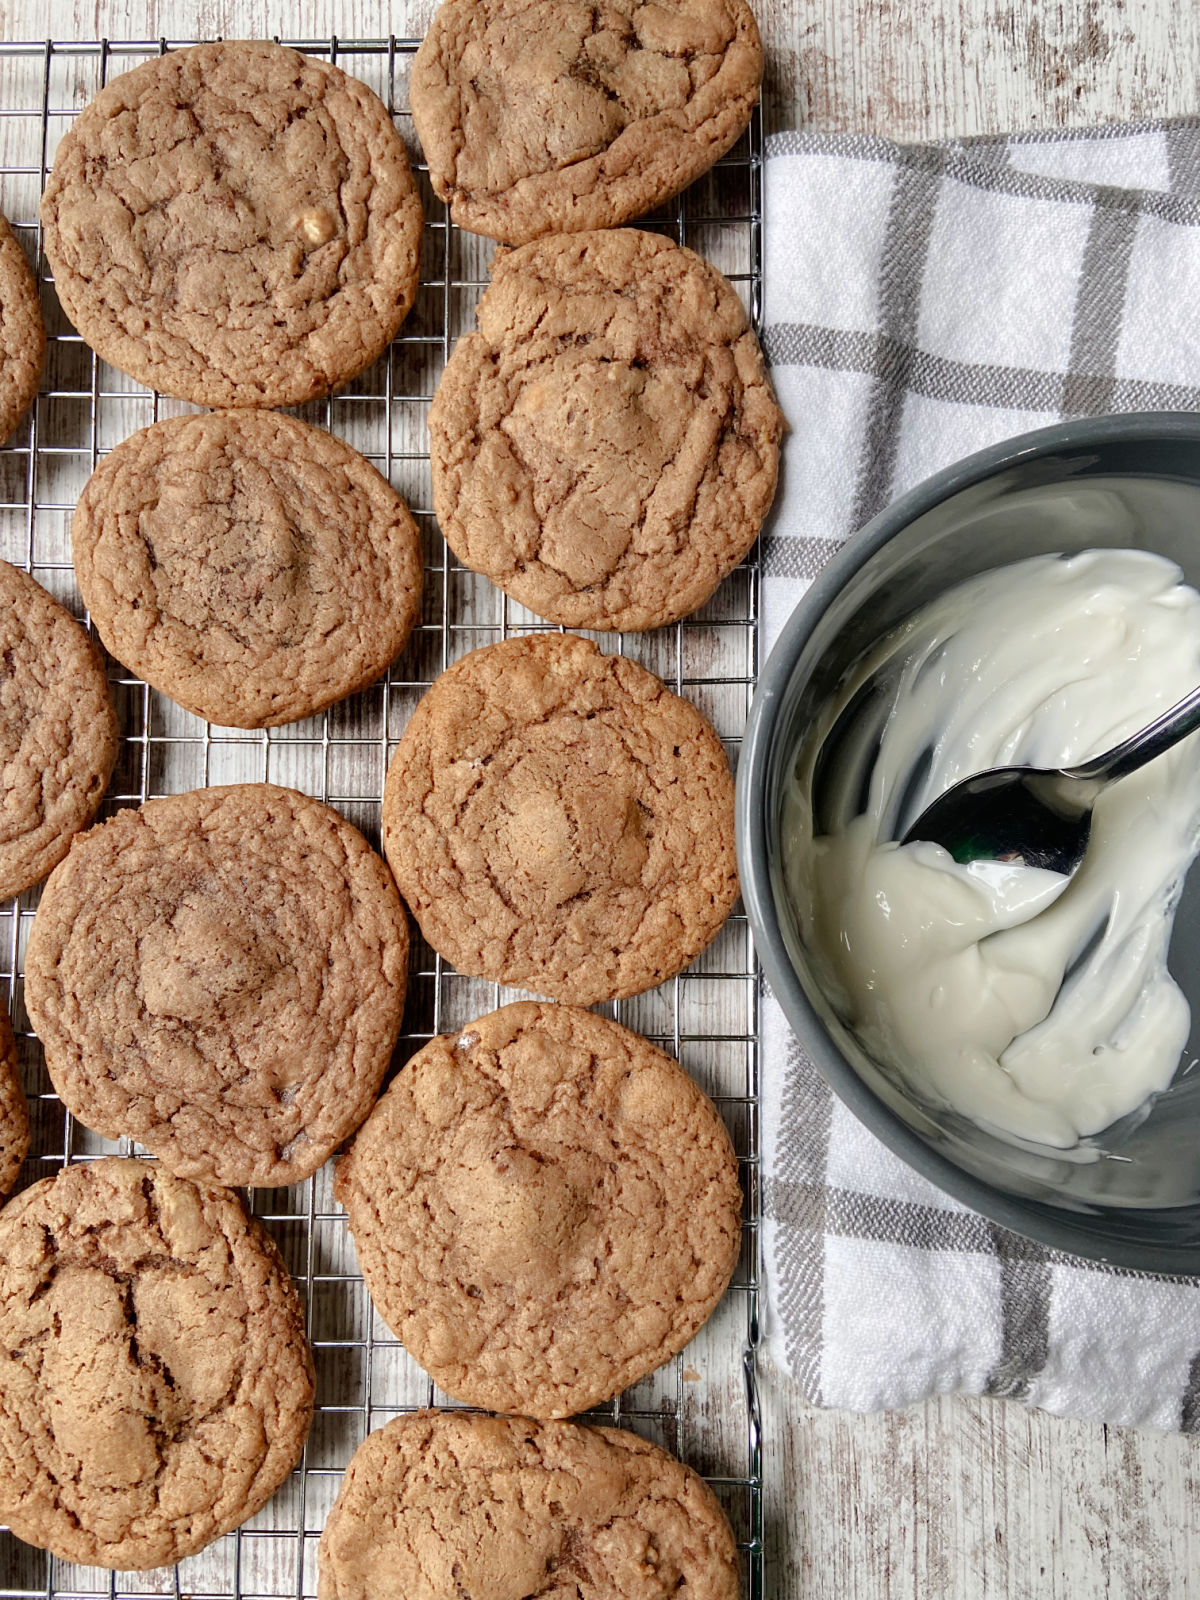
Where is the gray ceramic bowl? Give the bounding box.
[738,411,1200,1274]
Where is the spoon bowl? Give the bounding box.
[900,682,1200,873]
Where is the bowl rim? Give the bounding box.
[737,408,1200,1273]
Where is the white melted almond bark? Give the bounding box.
[786,548,1200,1150]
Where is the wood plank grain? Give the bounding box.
[765,1389,1200,1599]
[24,0,1195,137]
[761,0,1199,138]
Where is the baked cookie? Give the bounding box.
[336,1001,742,1418]
[381,633,738,1003]
[430,229,783,631]
[73,411,423,728]
[41,42,423,408]
[0,1157,314,1570]
[0,210,44,443]
[0,561,117,899]
[25,784,409,1189]
[411,0,763,244]
[318,1410,740,1600]
[0,1003,29,1198]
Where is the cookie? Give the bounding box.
[0,210,45,443]
[319,1410,739,1600]
[430,229,783,631]
[25,784,409,1190]
[0,1157,314,1570]
[73,411,423,728]
[336,1001,742,1417]
[0,561,118,899]
[0,1003,29,1198]
[411,0,763,244]
[381,633,738,1003]
[41,42,423,408]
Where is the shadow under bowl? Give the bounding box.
[737,411,1200,1273]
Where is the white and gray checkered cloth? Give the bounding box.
[760,119,1200,1432]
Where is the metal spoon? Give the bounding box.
[900,683,1200,874]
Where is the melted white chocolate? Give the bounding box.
[784,548,1200,1149]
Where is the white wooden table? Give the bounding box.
[15,2,1200,1595]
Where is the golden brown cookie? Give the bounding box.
[0,1003,29,1199]
[0,560,117,900]
[381,632,739,1004]
[336,1001,742,1418]
[0,1157,314,1570]
[0,210,44,443]
[411,0,763,244]
[25,784,409,1189]
[318,1410,740,1600]
[430,229,783,630]
[41,42,423,407]
[73,411,423,728]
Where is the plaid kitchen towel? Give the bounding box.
[759,119,1200,1432]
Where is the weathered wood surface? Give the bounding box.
[18,0,1200,137]
[767,0,1199,140]
[7,2,1200,1598]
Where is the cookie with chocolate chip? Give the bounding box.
[336,1001,742,1417]
[0,560,117,900]
[41,41,423,407]
[319,1410,740,1600]
[0,1004,28,1199]
[430,228,783,630]
[411,0,763,244]
[25,784,408,1189]
[73,411,422,728]
[0,1157,314,1569]
[381,632,739,1004]
[0,209,44,442]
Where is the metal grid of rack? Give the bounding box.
[0,36,764,1599]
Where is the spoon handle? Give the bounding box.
[1067,682,1200,785]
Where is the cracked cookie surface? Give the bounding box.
[430,229,783,630]
[336,1001,742,1418]
[0,210,44,444]
[0,560,118,899]
[41,41,423,408]
[381,633,738,1003]
[0,1157,314,1570]
[318,1410,740,1600]
[25,784,409,1189]
[0,1004,29,1199]
[73,411,423,728]
[411,0,762,243]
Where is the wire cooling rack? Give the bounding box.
[0,36,764,1600]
